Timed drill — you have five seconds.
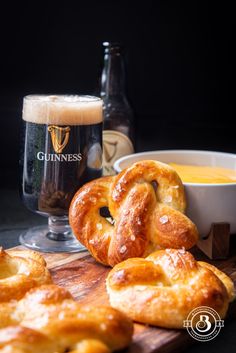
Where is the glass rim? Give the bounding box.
[24,94,102,103]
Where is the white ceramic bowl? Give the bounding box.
[114,150,236,236]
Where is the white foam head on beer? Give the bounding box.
[23,95,103,125]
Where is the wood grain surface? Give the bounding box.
[10,245,236,353]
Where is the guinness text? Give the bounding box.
[37,152,82,162]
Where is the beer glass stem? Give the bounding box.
[47,216,73,241]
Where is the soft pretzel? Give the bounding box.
[0,248,52,302]
[0,284,133,353]
[106,249,235,328]
[69,160,199,266]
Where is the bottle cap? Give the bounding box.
[103,41,123,54]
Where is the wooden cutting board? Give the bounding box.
[10,245,236,353]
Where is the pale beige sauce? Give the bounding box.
[170,163,236,184]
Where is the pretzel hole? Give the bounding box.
[99,207,115,226]
[151,180,158,192]
[0,261,18,279]
[100,207,110,218]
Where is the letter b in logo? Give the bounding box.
[196,315,211,332]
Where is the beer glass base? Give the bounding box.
[19,225,86,253]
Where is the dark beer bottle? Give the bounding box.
[100,42,134,175]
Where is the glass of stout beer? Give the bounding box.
[20,95,103,252]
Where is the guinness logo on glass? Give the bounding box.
[48,125,70,153]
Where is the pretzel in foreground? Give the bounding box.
[0,284,133,353]
[69,160,199,266]
[106,249,235,328]
[0,248,52,302]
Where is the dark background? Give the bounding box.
[0,0,233,188]
[0,2,235,352]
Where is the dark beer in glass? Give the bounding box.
[20,95,103,252]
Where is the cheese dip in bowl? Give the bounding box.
[114,150,236,236]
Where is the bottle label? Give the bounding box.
[103,130,134,175]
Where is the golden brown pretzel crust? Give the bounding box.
[0,248,52,302]
[69,160,199,266]
[0,284,133,353]
[106,249,235,328]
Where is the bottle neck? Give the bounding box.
[101,50,126,99]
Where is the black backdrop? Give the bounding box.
[0,0,233,188]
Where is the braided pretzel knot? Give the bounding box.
[0,284,133,353]
[106,249,235,329]
[69,161,199,266]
